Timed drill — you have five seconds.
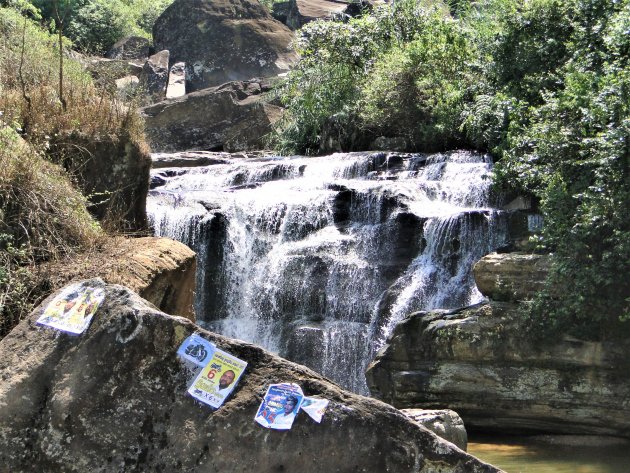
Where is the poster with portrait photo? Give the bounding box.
[254,383,304,430]
[188,347,247,409]
[36,283,105,335]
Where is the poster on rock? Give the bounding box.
[177,333,215,367]
[254,383,304,430]
[36,283,105,335]
[188,347,247,409]
[301,397,329,423]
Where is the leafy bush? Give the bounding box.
[359,10,473,150]
[26,0,175,54]
[273,0,462,153]
[486,0,630,338]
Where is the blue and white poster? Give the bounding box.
[177,334,215,367]
[254,383,304,430]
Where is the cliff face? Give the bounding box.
[366,253,630,438]
[0,281,500,473]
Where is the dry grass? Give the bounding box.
[0,6,149,337]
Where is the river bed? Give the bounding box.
[468,435,630,473]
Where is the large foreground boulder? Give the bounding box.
[0,281,500,472]
[366,302,630,438]
[153,0,297,92]
[141,79,283,152]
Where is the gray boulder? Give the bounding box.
[402,409,468,451]
[105,36,151,60]
[141,79,283,153]
[153,0,298,92]
[282,0,379,29]
[366,302,630,438]
[142,50,170,102]
[0,280,501,473]
[50,132,151,231]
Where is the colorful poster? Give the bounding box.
[254,383,304,430]
[177,334,215,367]
[36,283,105,335]
[188,347,247,408]
[301,397,329,423]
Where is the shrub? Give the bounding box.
[27,0,175,54]
[0,127,101,338]
[359,10,473,150]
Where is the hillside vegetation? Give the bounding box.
[274,0,629,339]
[0,3,145,336]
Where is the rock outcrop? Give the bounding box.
[366,302,630,438]
[51,133,151,231]
[141,79,283,152]
[280,0,380,29]
[166,62,187,99]
[100,237,197,320]
[40,237,197,321]
[0,281,501,473]
[142,50,170,102]
[153,0,297,92]
[402,409,468,451]
[473,252,551,302]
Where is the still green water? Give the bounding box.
[468,435,630,473]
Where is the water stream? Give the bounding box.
[148,151,507,394]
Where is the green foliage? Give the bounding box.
[0,233,36,338]
[273,0,461,153]
[488,0,630,338]
[27,0,175,54]
[0,126,101,337]
[359,10,472,150]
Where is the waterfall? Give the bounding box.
[148,151,507,394]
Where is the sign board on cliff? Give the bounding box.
[36,283,105,335]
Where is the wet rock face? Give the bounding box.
[366,302,630,438]
[0,281,500,473]
[153,0,297,92]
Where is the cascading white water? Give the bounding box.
[148,151,507,394]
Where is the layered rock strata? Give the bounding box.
[366,302,630,438]
[473,252,550,302]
